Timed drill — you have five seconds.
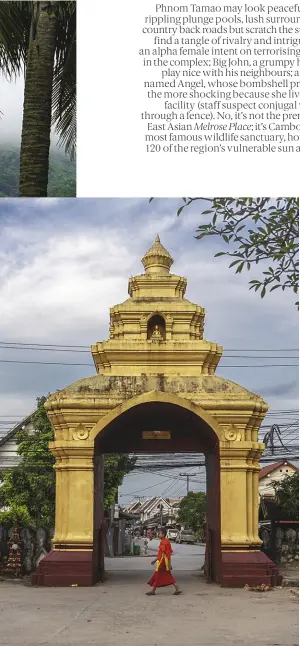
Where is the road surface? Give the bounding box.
[105,539,205,572]
[0,576,298,645]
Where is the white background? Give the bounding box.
[77,0,299,197]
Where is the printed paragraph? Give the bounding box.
[139,3,300,154]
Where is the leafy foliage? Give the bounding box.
[0,504,33,528]
[0,396,136,527]
[0,397,55,527]
[177,491,206,536]
[159,197,299,304]
[273,471,299,518]
[103,454,136,511]
[51,1,76,158]
[0,1,76,158]
[0,145,76,197]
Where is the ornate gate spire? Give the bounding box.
[141,234,173,274]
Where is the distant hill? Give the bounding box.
[0,146,76,197]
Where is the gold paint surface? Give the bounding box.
[44,239,267,554]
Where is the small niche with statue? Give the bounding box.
[147,314,166,342]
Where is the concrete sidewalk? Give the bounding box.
[0,570,298,646]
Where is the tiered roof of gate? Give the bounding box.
[91,235,223,376]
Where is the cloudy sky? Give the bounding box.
[0,198,298,501]
[0,77,24,144]
[0,75,58,147]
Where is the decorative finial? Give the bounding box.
[141,235,174,275]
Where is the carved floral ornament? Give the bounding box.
[224,425,242,442]
[72,424,90,441]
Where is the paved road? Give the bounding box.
[105,539,205,572]
[0,577,298,645]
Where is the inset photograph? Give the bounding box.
[0,1,76,198]
[0,197,298,601]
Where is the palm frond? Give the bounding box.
[52,1,76,158]
[0,1,33,78]
[0,1,76,157]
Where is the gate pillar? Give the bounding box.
[32,440,95,586]
[219,441,281,586]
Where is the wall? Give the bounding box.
[259,521,299,565]
[0,437,22,471]
[259,465,296,496]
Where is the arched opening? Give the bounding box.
[147,314,166,340]
[92,396,221,587]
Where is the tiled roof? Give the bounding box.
[259,460,297,480]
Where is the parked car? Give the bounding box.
[166,528,178,541]
[175,529,196,544]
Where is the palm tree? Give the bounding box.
[0,1,76,197]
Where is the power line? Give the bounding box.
[118,477,176,497]
[219,365,298,368]
[0,341,298,352]
[224,356,299,359]
[0,408,297,418]
[0,359,298,368]
[0,359,94,366]
[0,345,298,360]
[0,345,90,354]
[1,455,298,469]
[0,341,89,348]
[225,349,299,352]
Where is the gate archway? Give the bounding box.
[92,391,221,585]
[32,236,280,587]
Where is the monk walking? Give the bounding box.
[146,527,182,595]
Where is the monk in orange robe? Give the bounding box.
[146,528,182,595]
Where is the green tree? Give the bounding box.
[0,396,135,527]
[0,1,76,197]
[0,145,76,197]
[273,471,299,518]
[0,504,33,528]
[156,197,298,304]
[103,455,136,511]
[177,491,206,536]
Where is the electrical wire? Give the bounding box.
[0,359,298,367]
[0,341,298,351]
[118,477,177,497]
[0,345,298,360]
[0,408,298,419]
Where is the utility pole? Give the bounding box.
[179,473,199,495]
[157,503,163,527]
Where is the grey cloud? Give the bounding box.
[258,380,298,398]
